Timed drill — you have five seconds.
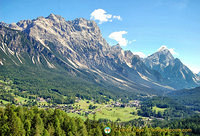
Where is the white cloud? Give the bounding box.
[186,65,200,74]
[158,45,178,55]
[168,48,178,55]
[133,52,146,58]
[90,9,122,24]
[113,15,122,20]
[109,31,128,46]
[158,45,167,51]
[128,40,136,44]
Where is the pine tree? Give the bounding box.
[16,106,25,122]
[115,130,121,136]
[76,118,88,136]
[39,109,48,125]
[32,114,44,136]
[4,105,25,135]
[0,114,9,135]
[93,125,103,136]
[47,123,55,136]
[13,114,25,135]
[155,127,162,136]
[54,116,65,136]
[85,118,91,133]
[143,126,151,136]
[43,129,50,136]
[24,119,31,136]
[66,117,77,135]
[63,116,70,134]
[68,131,74,136]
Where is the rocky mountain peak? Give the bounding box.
[46,13,65,22]
[145,47,174,70]
[4,14,109,49]
[156,46,174,58]
[71,18,96,26]
[111,44,122,51]
[158,46,168,51]
[147,46,175,64]
[143,46,200,89]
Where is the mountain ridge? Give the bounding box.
[0,13,199,95]
[144,47,200,89]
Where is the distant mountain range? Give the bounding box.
[0,14,199,96]
[144,46,200,89]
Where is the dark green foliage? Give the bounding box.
[88,104,97,109]
[138,97,194,119]
[168,87,200,111]
[0,62,138,105]
[165,115,200,135]
[0,105,198,136]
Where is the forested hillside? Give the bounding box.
[167,87,200,111]
[0,105,198,136]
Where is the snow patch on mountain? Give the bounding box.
[16,53,23,64]
[0,59,3,65]
[32,56,35,64]
[42,54,55,68]
[0,43,7,55]
[8,47,15,56]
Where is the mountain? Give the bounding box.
[1,13,199,99]
[198,72,200,76]
[144,46,200,89]
[0,14,173,99]
[0,25,132,103]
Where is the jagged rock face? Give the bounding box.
[1,14,156,76]
[0,25,58,68]
[2,14,110,69]
[106,44,162,82]
[144,47,200,89]
[0,26,39,54]
[144,47,175,72]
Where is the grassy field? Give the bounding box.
[67,113,87,120]
[14,96,32,104]
[0,79,48,105]
[88,107,141,122]
[0,99,10,104]
[67,99,143,122]
[0,80,144,123]
[152,106,166,113]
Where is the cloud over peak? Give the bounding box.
[158,45,178,55]
[90,9,122,24]
[109,31,128,46]
[133,52,146,58]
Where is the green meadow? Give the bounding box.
[67,100,145,122]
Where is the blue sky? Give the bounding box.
[0,0,200,73]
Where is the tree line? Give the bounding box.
[0,105,195,136]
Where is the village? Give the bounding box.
[35,97,141,117]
